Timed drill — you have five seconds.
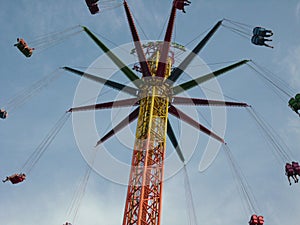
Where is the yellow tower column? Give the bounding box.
[122,55,172,225]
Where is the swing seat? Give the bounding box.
[15,38,34,57]
[8,174,26,184]
[85,0,100,14]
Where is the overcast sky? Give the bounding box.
[1,1,300,225]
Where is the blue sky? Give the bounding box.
[1,1,300,225]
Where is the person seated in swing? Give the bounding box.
[85,0,100,14]
[288,97,300,116]
[2,173,26,184]
[14,38,28,50]
[295,93,300,101]
[285,163,298,185]
[253,27,273,37]
[257,215,264,225]
[251,35,274,48]
[0,109,8,119]
[249,214,258,225]
[14,38,35,57]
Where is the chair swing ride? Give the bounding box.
[2,1,300,225]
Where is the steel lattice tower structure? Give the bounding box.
[64,1,249,225]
